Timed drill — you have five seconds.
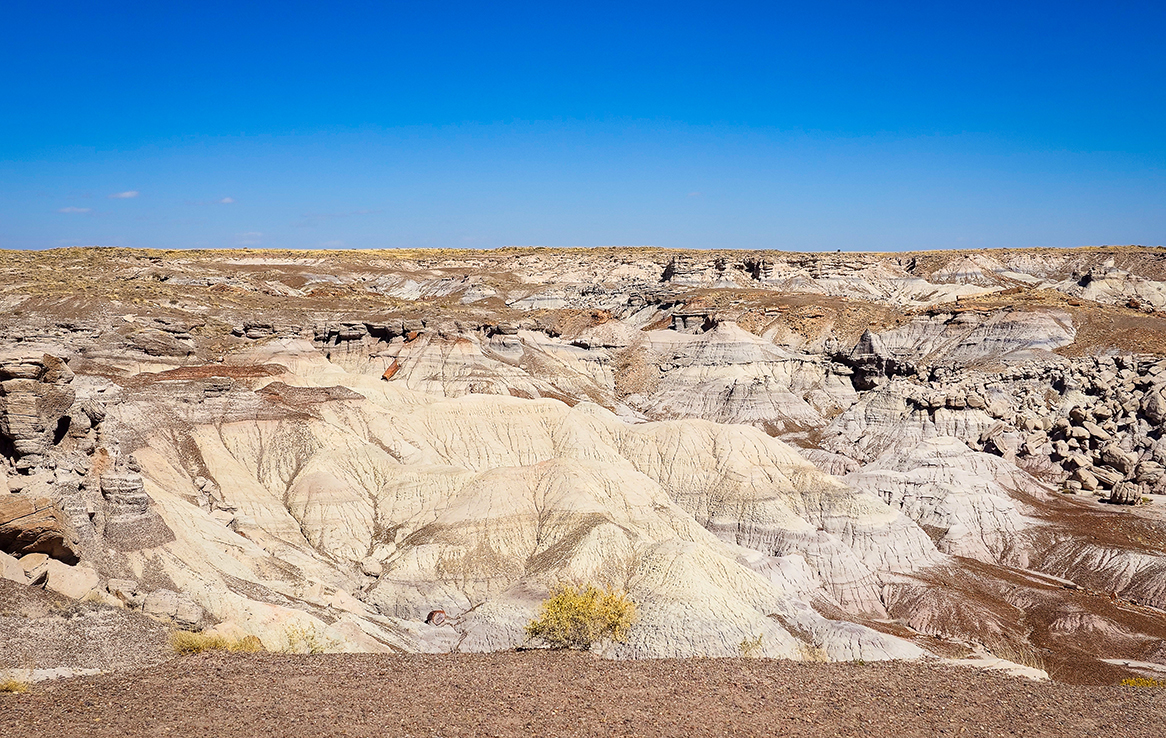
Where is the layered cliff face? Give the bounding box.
[2,246,1166,682]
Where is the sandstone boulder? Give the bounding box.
[18,552,49,583]
[0,495,79,562]
[1100,445,1138,476]
[40,354,74,384]
[0,356,47,380]
[1072,467,1100,491]
[1135,460,1164,485]
[0,549,24,582]
[44,560,100,599]
[1108,481,1140,505]
[1081,421,1111,442]
[359,557,383,577]
[1091,465,1124,488]
[143,588,205,629]
[1142,390,1166,426]
[986,399,1012,419]
[126,328,193,356]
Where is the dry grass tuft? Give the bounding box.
[982,638,1048,674]
[0,678,30,694]
[739,634,764,658]
[526,583,637,650]
[281,624,338,654]
[1120,677,1166,688]
[170,631,265,655]
[797,643,830,663]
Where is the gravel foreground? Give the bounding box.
[2,652,1163,737]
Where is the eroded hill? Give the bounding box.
[2,245,1166,684]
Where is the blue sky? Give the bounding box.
[2,1,1163,251]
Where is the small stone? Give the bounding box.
[359,557,383,577]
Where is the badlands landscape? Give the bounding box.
[3,244,1166,701]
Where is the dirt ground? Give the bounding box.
[2,652,1163,737]
[0,580,171,672]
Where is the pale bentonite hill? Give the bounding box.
[2,247,1166,726]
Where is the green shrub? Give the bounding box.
[525,583,637,649]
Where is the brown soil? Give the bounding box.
[1057,306,1166,357]
[3,652,1164,737]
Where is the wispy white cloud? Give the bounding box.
[58,206,92,213]
[236,231,263,245]
[109,190,140,199]
[218,197,235,204]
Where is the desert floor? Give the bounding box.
[2,651,1164,737]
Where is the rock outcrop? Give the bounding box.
[0,496,78,563]
[1,245,1165,679]
[99,472,175,550]
[0,352,75,468]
